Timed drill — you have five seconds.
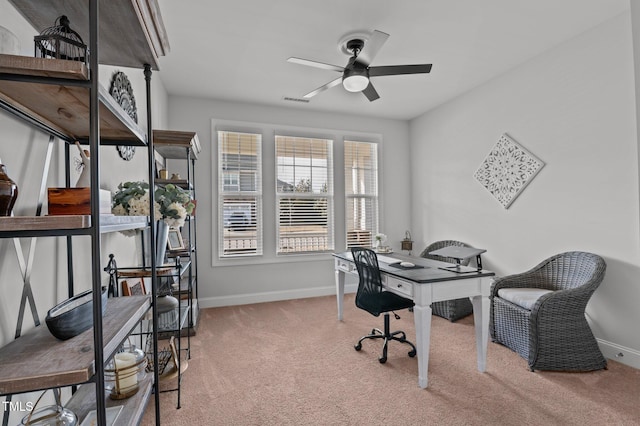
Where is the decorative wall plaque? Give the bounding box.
[109,71,138,161]
[473,133,544,209]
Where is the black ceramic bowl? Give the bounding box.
[45,286,108,340]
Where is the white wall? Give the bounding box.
[166,96,410,306]
[409,12,640,368]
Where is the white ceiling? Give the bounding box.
[156,0,629,121]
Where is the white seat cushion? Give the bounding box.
[497,288,553,310]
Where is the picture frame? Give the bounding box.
[167,227,185,251]
[121,278,146,296]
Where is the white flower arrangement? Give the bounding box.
[375,233,387,243]
[112,181,194,229]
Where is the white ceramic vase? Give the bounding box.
[155,220,169,265]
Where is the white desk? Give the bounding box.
[333,251,495,389]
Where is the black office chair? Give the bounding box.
[351,247,417,364]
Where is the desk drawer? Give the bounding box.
[383,275,413,298]
[335,258,356,273]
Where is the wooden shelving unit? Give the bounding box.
[154,130,200,336]
[0,296,150,395]
[0,55,145,143]
[7,0,169,70]
[0,1,169,425]
[0,215,147,234]
[153,130,200,160]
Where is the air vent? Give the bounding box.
[283,96,310,103]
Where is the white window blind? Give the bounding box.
[276,135,334,254]
[345,140,378,248]
[218,131,262,257]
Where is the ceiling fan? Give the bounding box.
[288,30,432,102]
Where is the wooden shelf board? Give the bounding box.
[0,55,146,143]
[0,215,147,234]
[0,215,91,232]
[153,130,200,160]
[0,296,151,395]
[155,178,191,189]
[65,375,153,426]
[0,54,89,79]
[7,0,169,70]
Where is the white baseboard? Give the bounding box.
[199,283,358,308]
[598,338,640,369]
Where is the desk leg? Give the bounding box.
[335,269,345,321]
[413,304,432,388]
[471,295,490,372]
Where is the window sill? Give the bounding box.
[213,251,335,267]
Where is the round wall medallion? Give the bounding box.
[109,71,138,161]
[117,145,136,161]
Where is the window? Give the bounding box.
[276,135,334,254]
[345,140,378,248]
[218,131,262,257]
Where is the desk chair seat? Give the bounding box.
[351,247,417,364]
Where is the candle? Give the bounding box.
[114,352,138,393]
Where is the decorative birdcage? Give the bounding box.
[34,15,88,65]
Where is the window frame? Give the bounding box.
[217,129,263,258]
[275,135,335,255]
[344,140,379,249]
[212,119,382,266]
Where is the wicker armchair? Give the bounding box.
[490,251,607,371]
[420,240,474,321]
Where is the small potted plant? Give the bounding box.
[374,233,388,252]
[112,181,195,227]
[112,181,195,262]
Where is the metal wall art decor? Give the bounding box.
[34,15,88,65]
[109,71,138,160]
[473,133,544,209]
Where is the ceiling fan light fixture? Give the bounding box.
[343,74,369,92]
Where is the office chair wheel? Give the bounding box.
[408,349,417,357]
[354,343,362,351]
[379,356,387,364]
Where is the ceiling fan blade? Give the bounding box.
[303,76,343,99]
[288,57,344,73]
[362,82,380,102]
[369,64,432,77]
[355,30,389,66]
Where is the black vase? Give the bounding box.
[0,163,17,216]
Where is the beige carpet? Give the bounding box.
[141,294,640,425]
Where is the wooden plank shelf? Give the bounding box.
[0,215,147,236]
[8,0,169,71]
[0,296,151,395]
[65,375,153,426]
[0,215,91,232]
[153,130,201,160]
[155,178,191,190]
[0,54,146,143]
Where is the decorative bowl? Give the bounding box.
[45,286,108,340]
